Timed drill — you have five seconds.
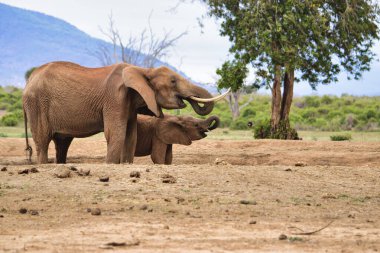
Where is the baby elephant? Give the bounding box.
[135,114,220,164]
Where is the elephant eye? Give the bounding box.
[170,77,177,85]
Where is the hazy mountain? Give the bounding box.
[0,2,217,92]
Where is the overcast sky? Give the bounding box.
[1,0,380,95]
[1,0,230,84]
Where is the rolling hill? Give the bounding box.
[0,2,216,92]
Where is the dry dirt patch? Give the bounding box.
[0,138,379,252]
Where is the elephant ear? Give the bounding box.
[122,66,161,117]
[156,118,192,145]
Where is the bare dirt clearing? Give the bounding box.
[0,138,379,252]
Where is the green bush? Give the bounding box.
[330,134,352,141]
[254,120,299,140]
[0,133,8,138]
[254,120,271,139]
[230,117,250,130]
[242,107,256,117]
[1,114,19,126]
[304,96,320,107]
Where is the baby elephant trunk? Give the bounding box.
[205,116,220,131]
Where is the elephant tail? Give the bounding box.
[23,108,33,163]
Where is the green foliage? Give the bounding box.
[330,134,352,141]
[25,67,37,81]
[0,133,8,138]
[254,120,299,140]
[1,114,19,126]
[216,59,249,92]
[230,117,250,130]
[0,86,23,112]
[205,0,380,88]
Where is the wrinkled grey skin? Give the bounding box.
[134,114,220,164]
[23,61,214,164]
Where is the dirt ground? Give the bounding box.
[0,137,379,252]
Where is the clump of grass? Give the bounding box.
[289,236,303,242]
[330,134,352,141]
[0,132,8,137]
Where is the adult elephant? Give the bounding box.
[134,114,220,164]
[23,61,228,164]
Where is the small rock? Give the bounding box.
[176,197,185,204]
[30,167,39,173]
[163,225,169,229]
[130,171,141,178]
[99,176,109,182]
[86,208,92,212]
[148,208,153,212]
[146,168,150,172]
[279,234,288,240]
[140,205,148,211]
[104,239,140,247]
[1,167,7,172]
[18,169,29,175]
[91,208,101,216]
[162,174,176,184]
[69,166,78,171]
[53,166,71,178]
[284,168,292,172]
[0,214,4,218]
[240,200,257,205]
[214,158,229,165]
[29,210,39,216]
[19,208,28,214]
[249,220,257,224]
[295,162,306,167]
[78,168,90,176]
[131,179,137,183]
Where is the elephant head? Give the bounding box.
[156,115,220,145]
[122,66,229,116]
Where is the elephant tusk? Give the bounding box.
[189,88,231,103]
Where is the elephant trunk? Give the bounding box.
[205,116,220,131]
[184,85,214,116]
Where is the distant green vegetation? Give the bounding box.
[170,94,380,132]
[1,86,380,133]
[0,86,23,126]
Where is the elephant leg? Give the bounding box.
[53,137,73,164]
[104,121,127,164]
[29,119,51,164]
[151,138,167,164]
[34,135,51,164]
[122,114,137,164]
[165,144,173,165]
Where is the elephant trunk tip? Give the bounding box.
[207,116,220,131]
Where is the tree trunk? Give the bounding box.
[226,91,241,120]
[271,65,282,130]
[280,68,295,125]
